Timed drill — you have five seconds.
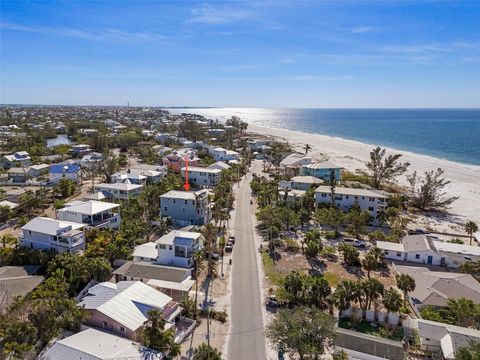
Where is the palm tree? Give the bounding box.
[193,343,222,360]
[361,253,377,278]
[395,273,415,308]
[361,278,384,311]
[465,221,478,245]
[382,287,402,321]
[193,250,205,314]
[201,223,217,277]
[303,144,312,154]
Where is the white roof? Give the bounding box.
[133,242,157,259]
[302,161,341,169]
[291,176,322,184]
[376,241,405,252]
[280,153,312,166]
[83,191,108,201]
[181,166,221,174]
[0,200,18,209]
[78,281,172,332]
[59,200,120,216]
[147,278,195,292]
[155,230,202,246]
[160,189,210,200]
[40,327,163,360]
[433,240,480,256]
[315,185,389,198]
[95,182,144,191]
[22,217,85,236]
[208,161,230,170]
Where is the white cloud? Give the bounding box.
[188,4,253,25]
[351,26,372,34]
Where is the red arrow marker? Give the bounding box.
[183,156,190,191]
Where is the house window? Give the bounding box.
[173,199,176,204]
[169,245,173,250]
[321,193,327,198]
[368,207,374,211]
[415,254,420,259]
[103,321,107,328]
[159,244,166,249]
[120,326,125,332]
[384,251,389,255]
[185,200,187,205]
[164,207,167,211]
[397,252,401,257]
[345,195,349,199]
[182,208,185,212]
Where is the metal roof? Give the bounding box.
[59,200,120,216]
[22,217,86,235]
[315,185,389,198]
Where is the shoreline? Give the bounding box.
[247,123,480,226]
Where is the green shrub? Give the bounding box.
[325,231,337,240]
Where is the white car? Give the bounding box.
[342,238,367,248]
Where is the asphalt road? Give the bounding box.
[227,164,267,360]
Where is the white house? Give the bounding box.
[300,161,343,182]
[314,185,388,218]
[248,139,272,151]
[56,200,121,229]
[93,182,144,200]
[411,318,480,359]
[111,172,148,185]
[378,235,480,268]
[1,151,31,169]
[133,230,204,268]
[160,189,212,226]
[80,152,103,168]
[280,176,322,191]
[181,166,222,188]
[209,147,239,162]
[280,153,313,175]
[207,161,230,171]
[20,217,86,254]
[49,163,81,184]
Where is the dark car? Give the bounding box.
[204,252,220,261]
[266,295,279,307]
[228,236,235,244]
[225,244,233,252]
[408,228,427,235]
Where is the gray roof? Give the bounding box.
[302,161,342,169]
[291,176,322,184]
[40,327,163,360]
[315,185,388,198]
[113,261,191,283]
[22,217,86,235]
[155,230,202,246]
[0,266,44,313]
[396,265,480,307]
[401,235,433,253]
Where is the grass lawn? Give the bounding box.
[323,272,341,287]
[262,251,284,286]
[339,318,404,342]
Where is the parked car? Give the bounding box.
[408,228,427,235]
[205,252,220,261]
[266,295,279,307]
[228,236,235,244]
[343,238,367,248]
[225,244,233,252]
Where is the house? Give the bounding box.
[49,163,81,184]
[280,175,322,191]
[378,235,480,268]
[93,182,144,200]
[113,261,195,301]
[207,128,226,136]
[181,166,222,188]
[411,318,480,359]
[133,230,203,268]
[1,151,31,169]
[209,147,239,162]
[39,327,164,360]
[280,153,313,176]
[208,161,230,171]
[20,217,86,253]
[315,185,388,218]
[78,281,182,341]
[71,144,92,156]
[152,144,173,155]
[131,163,167,173]
[394,265,480,315]
[300,161,343,182]
[248,139,273,151]
[80,152,103,168]
[111,172,148,185]
[160,189,212,226]
[56,200,121,229]
[28,164,50,178]
[7,167,29,183]
[163,149,200,172]
[0,266,44,314]
[0,200,18,210]
[278,188,307,203]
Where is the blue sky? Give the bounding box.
[1,0,479,107]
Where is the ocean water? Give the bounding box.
[170,108,480,166]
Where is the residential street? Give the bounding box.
[227,162,267,360]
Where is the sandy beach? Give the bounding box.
[248,123,480,230]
